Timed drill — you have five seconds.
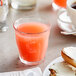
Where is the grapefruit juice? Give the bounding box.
[14,19,50,65]
[54,0,67,8]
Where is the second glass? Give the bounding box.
[11,0,36,10]
[52,0,72,30]
[13,18,50,65]
[52,0,66,10]
[0,0,9,32]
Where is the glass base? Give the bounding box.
[19,56,45,65]
[0,22,8,32]
[52,2,61,11]
[11,2,36,10]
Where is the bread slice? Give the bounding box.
[61,47,76,67]
[49,61,76,76]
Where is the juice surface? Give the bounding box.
[17,22,47,33]
[54,0,66,8]
[15,22,50,62]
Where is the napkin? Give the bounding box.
[0,67,42,76]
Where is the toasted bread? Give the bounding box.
[49,69,56,76]
[61,47,76,67]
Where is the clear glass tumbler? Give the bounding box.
[0,0,9,32]
[11,0,36,10]
[52,0,66,10]
[52,0,72,29]
[13,18,51,65]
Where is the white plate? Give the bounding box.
[43,56,63,76]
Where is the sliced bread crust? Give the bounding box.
[61,47,76,67]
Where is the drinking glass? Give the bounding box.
[0,0,9,32]
[52,0,66,10]
[52,0,72,29]
[11,0,36,10]
[13,18,51,65]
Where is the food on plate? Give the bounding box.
[61,47,76,67]
[49,47,76,76]
[49,61,76,76]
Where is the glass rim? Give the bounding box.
[13,18,51,35]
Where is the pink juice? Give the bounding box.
[54,0,67,8]
[15,22,50,62]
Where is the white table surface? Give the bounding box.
[0,0,76,73]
